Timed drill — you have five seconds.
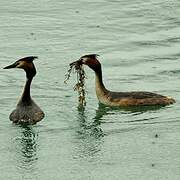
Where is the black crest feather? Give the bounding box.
[81,54,99,59]
[19,56,38,62]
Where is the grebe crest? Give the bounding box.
[77,54,175,107]
[79,54,101,70]
[3,56,45,124]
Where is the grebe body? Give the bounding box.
[78,54,175,106]
[4,56,45,124]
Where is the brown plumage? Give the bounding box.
[3,56,45,124]
[77,54,175,106]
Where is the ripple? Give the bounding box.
[132,36,180,48]
[159,69,180,75]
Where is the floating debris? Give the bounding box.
[64,60,87,106]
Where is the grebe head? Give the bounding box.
[78,54,101,70]
[4,56,38,78]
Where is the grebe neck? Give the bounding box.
[20,77,33,103]
[19,65,36,103]
[94,65,108,97]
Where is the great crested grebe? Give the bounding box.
[77,54,175,106]
[3,56,45,124]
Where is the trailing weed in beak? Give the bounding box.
[64,59,87,107]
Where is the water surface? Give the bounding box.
[0,0,180,180]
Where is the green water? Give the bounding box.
[0,0,180,179]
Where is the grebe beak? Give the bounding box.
[3,62,17,69]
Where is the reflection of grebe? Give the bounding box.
[77,106,104,138]
[77,54,175,106]
[4,56,45,124]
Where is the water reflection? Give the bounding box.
[74,106,104,159]
[95,103,166,118]
[77,105,104,139]
[94,103,171,129]
[15,125,38,177]
[19,125,38,162]
[76,103,164,138]
[74,103,166,159]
